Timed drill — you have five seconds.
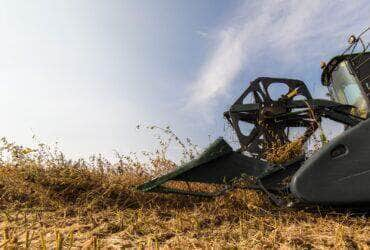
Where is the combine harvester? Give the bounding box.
[138,28,370,207]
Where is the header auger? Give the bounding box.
[138,28,370,207]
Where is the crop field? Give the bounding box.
[0,131,368,249]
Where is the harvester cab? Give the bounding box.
[323,53,370,118]
[138,28,370,206]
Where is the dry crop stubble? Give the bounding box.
[0,128,367,249]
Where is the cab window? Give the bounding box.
[330,60,368,118]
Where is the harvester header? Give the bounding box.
[138,27,370,207]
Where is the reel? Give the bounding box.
[224,77,317,157]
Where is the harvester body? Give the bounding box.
[138,30,370,206]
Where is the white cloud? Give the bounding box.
[196,30,208,38]
[188,0,370,108]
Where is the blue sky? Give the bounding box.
[0,1,368,160]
